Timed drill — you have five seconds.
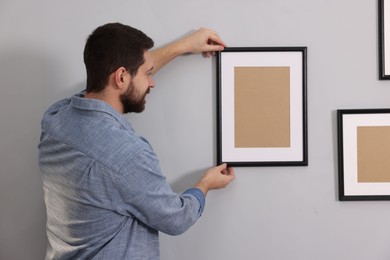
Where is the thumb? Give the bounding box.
[216,163,227,172]
[206,43,224,52]
[207,34,226,48]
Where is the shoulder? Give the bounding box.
[81,114,155,172]
[41,95,156,173]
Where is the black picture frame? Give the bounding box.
[337,109,390,201]
[216,47,308,167]
[379,0,390,79]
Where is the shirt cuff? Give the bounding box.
[183,188,205,214]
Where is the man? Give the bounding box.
[38,23,235,259]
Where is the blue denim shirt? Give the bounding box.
[38,92,205,259]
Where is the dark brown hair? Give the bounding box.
[83,23,154,93]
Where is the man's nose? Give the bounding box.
[149,77,155,88]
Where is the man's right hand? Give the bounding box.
[194,163,235,196]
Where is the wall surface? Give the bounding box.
[1,0,390,259]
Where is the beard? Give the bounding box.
[120,82,150,114]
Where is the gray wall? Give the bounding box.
[1,0,390,259]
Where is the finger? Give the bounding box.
[207,33,226,47]
[202,52,211,58]
[202,46,223,59]
[222,167,230,175]
[227,167,235,177]
[205,44,224,52]
[217,163,227,172]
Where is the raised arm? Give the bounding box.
[150,27,226,74]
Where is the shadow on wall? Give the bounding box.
[0,47,81,260]
[170,168,207,194]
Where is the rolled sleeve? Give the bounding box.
[183,188,205,215]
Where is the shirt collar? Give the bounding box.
[70,91,134,132]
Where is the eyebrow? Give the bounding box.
[147,66,154,74]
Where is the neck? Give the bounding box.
[85,91,124,114]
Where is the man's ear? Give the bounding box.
[113,67,130,90]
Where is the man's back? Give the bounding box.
[39,93,163,259]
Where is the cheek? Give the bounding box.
[133,78,149,89]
